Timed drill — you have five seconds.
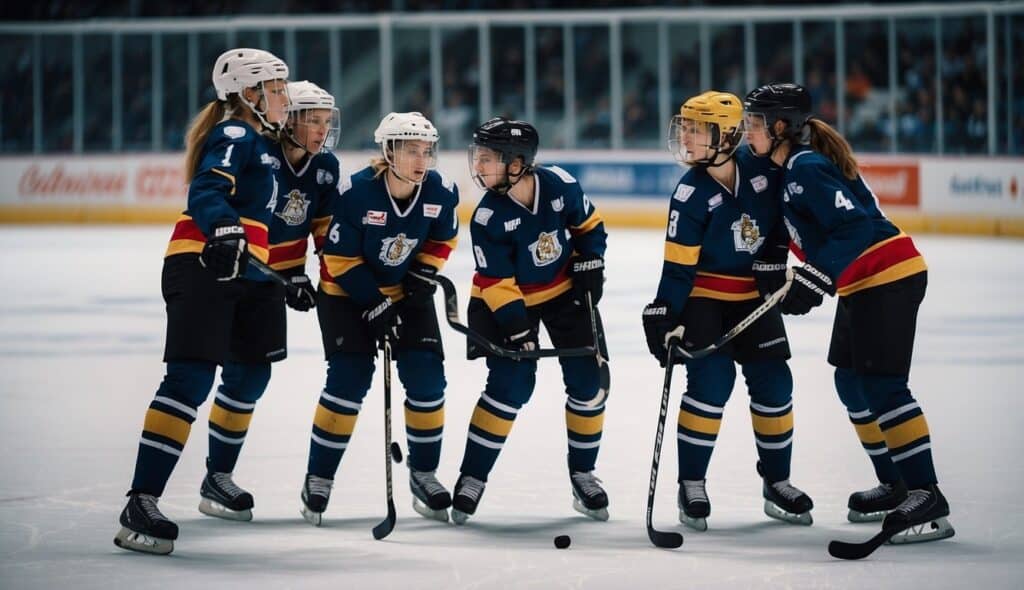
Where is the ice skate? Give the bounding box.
[113,492,178,555]
[198,471,253,521]
[883,483,955,545]
[410,470,452,523]
[300,474,333,527]
[678,479,710,532]
[451,473,486,525]
[570,471,609,521]
[757,462,812,525]
[847,480,908,523]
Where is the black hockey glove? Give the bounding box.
[571,254,605,306]
[403,261,438,305]
[642,300,684,367]
[779,263,834,316]
[752,259,789,300]
[502,315,538,352]
[282,269,317,312]
[200,220,249,281]
[363,295,401,346]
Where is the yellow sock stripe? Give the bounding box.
[565,410,605,436]
[314,405,359,436]
[678,408,721,436]
[881,414,930,449]
[143,408,192,446]
[750,410,794,437]
[209,405,254,433]
[405,406,445,431]
[470,406,515,438]
[852,420,886,445]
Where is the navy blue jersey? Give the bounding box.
[470,165,607,327]
[321,166,460,307]
[655,149,786,316]
[781,146,925,296]
[266,145,341,275]
[166,119,278,281]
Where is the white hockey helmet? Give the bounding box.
[285,80,340,152]
[212,48,289,101]
[373,112,439,145]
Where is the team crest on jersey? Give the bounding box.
[316,169,334,185]
[275,189,310,226]
[379,233,419,267]
[528,230,563,267]
[261,153,281,170]
[551,196,564,212]
[750,175,768,193]
[731,214,765,254]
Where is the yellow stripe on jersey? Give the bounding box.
[689,287,759,301]
[836,257,928,296]
[320,281,404,300]
[143,408,192,446]
[311,216,331,240]
[471,406,515,437]
[165,239,205,257]
[473,278,525,311]
[565,410,605,436]
[211,168,236,196]
[751,412,794,436]
[853,420,886,445]
[314,405,359,436]
[678,409,722,436]
[664,241,701,266]
[209,405,254,433]
[882,414,930,449]
[405,406,445,431]
[324,254,365,278]
[572,210,604,235]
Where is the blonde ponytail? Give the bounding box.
[806,118,859,180]
[183,96,249,181]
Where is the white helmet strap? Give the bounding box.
[237,81,279,133]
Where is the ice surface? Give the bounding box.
[1,226,1022,589]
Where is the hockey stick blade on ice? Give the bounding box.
[372,336,397,541]
[645,341,684,549]
[828,525,906,560]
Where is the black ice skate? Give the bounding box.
[678,479,710,532]
[113,492,178,555]
[570,471,609,521]
[198,470,254,521]
[410,470,452,523]
[883,483,955,544]
[451,473,486,525]
[847,480,908,523]
[759,463,813,525]
[300,474,333,527]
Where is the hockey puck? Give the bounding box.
[390,442,403,463]
[553,535,571,549]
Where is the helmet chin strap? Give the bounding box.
[384,142,427,186]
[241,82,283,134]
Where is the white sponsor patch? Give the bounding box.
[366,210,387,226]
[504,218,521,232]
[673,184,695,203]
[261,153,281,169]
[708,193,723,211]
[551,196,564,212]
[316,169,334,185]
[223,125,247,139]
[787,181,804,195]
[423,203,442,218]
[474,207,494,225]
[750,175,768,193]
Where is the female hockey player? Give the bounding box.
[300,111,460,526]
[449,117,610,525]
[743,83,953,544]
[641,91,813,531]
[114,48,290,555]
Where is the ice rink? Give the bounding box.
[1,225,1022,589]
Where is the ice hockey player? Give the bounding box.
[301,111,459,525]
[641,91,812,531]
[450,117,610,525]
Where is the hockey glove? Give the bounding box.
[642,300,683,367]
[403,261,438,305]
[283,270,317,312]
[363,295,401,346]
[502,315,538,352]
[571,254,605,306]
[200,220,249,281]
[779,263,834,316]
[752,259,789,300]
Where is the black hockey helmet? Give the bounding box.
[743,83,813,137]
[471,117,539,169]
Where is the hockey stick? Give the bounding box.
[585,291,611,409]
[249,258,302,298]
[827,524,906,560]
[372,335,399,540]
[669,280,791,361]
[645,339,684,549]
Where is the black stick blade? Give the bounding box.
[372,500,397,540]
[390,442,403,464]
[648,528,684,549]
[827,528,896,560]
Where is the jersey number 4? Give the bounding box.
[835,190,855,211]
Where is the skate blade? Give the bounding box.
[198,498,253,522]
[763,500,812,525]
[572,498,609,522]
[887,516,955,545]
[412,498,450,523]
[847,508,888,523]
[300,505,323,527]
[114,527,174,555]
[678,510,708,532]
[451,509,471,525]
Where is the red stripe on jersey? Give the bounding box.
[241,221,268,251]
[693,273,756,294]
[837,234,922,289]
[269,240,308,266]
[519,263,570,294]
[169,217,205,243]
[420,240,453,261]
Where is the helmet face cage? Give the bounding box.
[287,107,341,153]
[383,139,438,184]
[374,112,439,184]
[668,115,743,167]
[468,117,539,192]
[468,144,512,191]
[743,83,812,155]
